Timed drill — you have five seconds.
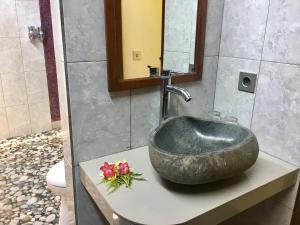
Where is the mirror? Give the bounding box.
[105,0,207,91]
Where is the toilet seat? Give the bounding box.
[47,160,66,188]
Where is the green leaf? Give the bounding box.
[98,169,146,193]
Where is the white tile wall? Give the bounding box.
[0,0,52,139]
[29,101,52,133]
[50,0,64,61]
[0,0,19,38]
[20,38,46,72]
[0,75,5,107]
[1,72,28,107]
[6,104,31,137]
[0,38,23,73]
[0,107,9,139]
[25,70,49,104]
[16,0,41,38]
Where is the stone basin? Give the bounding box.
[148,116,259,184]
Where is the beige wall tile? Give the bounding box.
[6,104,31,137]
[16,0,41,38]
[0,38,23,73]
[0,0,19,37]
[50,0,64,62]
[1,72,28,107]
[0,0,50,139]
[56,61,68,131]
[20,38,45,72]
[56,60,73,165]
[25,70,49,104]
[29,101,52,133]
[0,107,10,139]
[0,75,5,107]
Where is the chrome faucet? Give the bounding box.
[160,71,192,122]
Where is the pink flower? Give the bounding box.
[100,162,115,178]
[118,162,130,175]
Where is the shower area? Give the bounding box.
[0,0,63,224]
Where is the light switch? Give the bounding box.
[132,51,142,61]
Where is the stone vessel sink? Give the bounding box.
[149,116,259,184]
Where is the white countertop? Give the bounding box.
[79,146,299,225]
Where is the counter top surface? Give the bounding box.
[79,146,298,225]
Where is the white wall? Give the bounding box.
[0,0,51,139]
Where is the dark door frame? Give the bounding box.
[39,0,60,122]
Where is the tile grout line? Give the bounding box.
[0,1,21,138]
[219,55,300,67]
[13,0,33,136]
[212,0,226,110]
[58,0,81,223]
[0,72,11,138]
[261,59,300,67]
[249,0,271,130]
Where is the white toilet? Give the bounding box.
[46,160,70,225]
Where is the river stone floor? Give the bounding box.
[0,130,63,225]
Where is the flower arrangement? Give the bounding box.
[99,161,145,193]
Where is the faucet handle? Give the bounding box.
[161,71,171,86]
[161,70,171,79]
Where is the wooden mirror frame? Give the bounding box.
[104,0,207,92]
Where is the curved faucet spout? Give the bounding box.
[166,85,192,102]
[160,72,192,123]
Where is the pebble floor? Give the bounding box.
[0,130,63,225]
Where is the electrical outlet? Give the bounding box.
[132,51,142,61]
[238,72,257,93]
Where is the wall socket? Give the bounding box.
[238,72,257,93]
[132,51,142,61]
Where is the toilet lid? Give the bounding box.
[46,160,66,188]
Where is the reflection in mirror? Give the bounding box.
[163,0,198,74]
[121,0,163,79]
